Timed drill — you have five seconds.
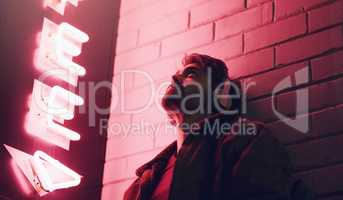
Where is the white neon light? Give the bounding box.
[6,0,90,195]
[56,22,89,76]
[31,151,81,192]
[34,18,89,86]
[47,86,83,141]
[25,80,83,150]
[43,0,81,15]
[4,145,82,196]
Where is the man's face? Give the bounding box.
[161,63,210,116]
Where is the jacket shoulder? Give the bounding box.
[217,119,295,199]
[219,118,291,171]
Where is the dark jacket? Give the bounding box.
[124,115,314,200]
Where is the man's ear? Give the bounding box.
[217,80,232,109]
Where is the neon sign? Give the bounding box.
[43,0,81,15]
[5,0,88,196]
[25,80,83,150]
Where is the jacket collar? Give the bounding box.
[135,141,177,177]
[135,112,238,177]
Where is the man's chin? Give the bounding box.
[161,95,180,112]
[161,84,183,112]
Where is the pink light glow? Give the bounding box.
[10,159,34,196]
[26,94,32,109]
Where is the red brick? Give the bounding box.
[288,134,343,171]
[266,105,343,144]
[127,149,161,178]
[101,180,133,200]
[161,24,213,56]
[246,97,278,122]
[276,26,343,65]
[103,158,128,184]
[115,42,160,68]
[119,2,179,32]
[123,84,156,112]
[110,72,134,115]
[309,0,343,32]
[107,114,132,138]
[118,0,207,32]
[119,0,140,16]
[113,61,132,76]
[275,0,329,19]
[190,0,244,27]
[311,105,343,139]
[228,47,274,79]
[216,2,273,40]
[139,11,189,44]
[133,57,177,88]
[154,123,178,148]
[112,73,133,101]
[276,88,309,117]
[105,128,154,159]
[308,77,343,111]
[241,62,309,99]
[112,70,135,95]
[115,31,138,53]
[190,34,243,60]
[275,79,342,132]
[111,72,135,113]
[245,14,306,52]
[131,104,168,125]
[312,50,343,81]
[277,77,343,117]
[162,0,210,13]
[247,0,271,7]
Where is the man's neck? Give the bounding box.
[175,112,225,154]
[175,111,218,154]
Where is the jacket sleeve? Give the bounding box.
[223,128,311,200]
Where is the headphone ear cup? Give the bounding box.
[217,80,232,109]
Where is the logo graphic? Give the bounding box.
[272,67,310,133]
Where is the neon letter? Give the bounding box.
[4,145,81,196]
[34,18,89,86]
[25,80,83,150]
[31,151,81,192]
[43,0,81,15]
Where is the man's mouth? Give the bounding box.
[161,83,183,111]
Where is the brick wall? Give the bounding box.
[102,0,343,199]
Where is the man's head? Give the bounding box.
[161,53,241,126]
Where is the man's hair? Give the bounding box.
[182,53,242,115]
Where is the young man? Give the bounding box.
[124,54,313,200]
